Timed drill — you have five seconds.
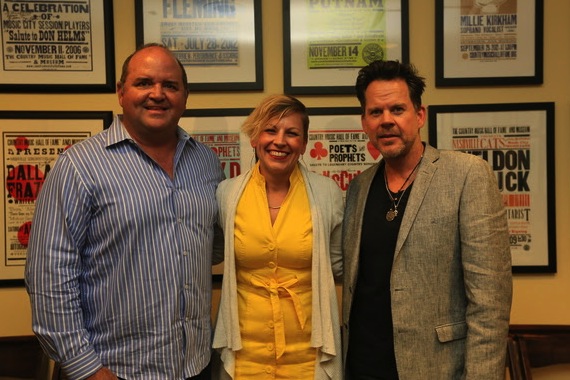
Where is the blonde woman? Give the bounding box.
[213,95,343,379]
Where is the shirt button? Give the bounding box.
[268,261,276,269]
[268,321,274,329]
[265,366,272,374]
[268,243,275,251]
[267,343,274,351]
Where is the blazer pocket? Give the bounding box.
[429,212,457,226]
[435,321,467,343]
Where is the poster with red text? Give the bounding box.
[0,113,108,282]
[305,111,380,194]
[429,103,555,272]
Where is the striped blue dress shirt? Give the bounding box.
[25,116,224,380]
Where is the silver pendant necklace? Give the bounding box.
[384,156,423,222]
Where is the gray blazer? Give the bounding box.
[342,144,512,379]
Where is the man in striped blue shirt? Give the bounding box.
[25,44,224,380]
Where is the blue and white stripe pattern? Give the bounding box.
[25,115,224,380]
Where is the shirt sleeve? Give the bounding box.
[25,154,103,380]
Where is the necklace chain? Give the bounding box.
[268,205,281,210]
[384,155,423,221]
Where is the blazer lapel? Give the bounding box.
[394,146,440,259]
[345,163,380,287]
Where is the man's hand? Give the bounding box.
[85,367,118,380]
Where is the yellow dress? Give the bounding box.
[233,164,315,379]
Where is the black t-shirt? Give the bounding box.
[347,164,413,380]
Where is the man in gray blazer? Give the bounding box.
[342,60,512,379]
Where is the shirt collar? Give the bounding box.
[104,114,192,148]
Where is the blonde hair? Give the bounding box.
[242,95,309,143]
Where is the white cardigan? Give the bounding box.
[213,164,344,379]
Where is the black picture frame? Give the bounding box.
[0,0,116,93]
[135,0,263,91]
[428,102,556,273]
[0,111,113,287]
[283,0,409,95]
[435,0,543,87]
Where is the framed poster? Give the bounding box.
[304,107,379,192]
[435,0,543,86]
[135,0,263,91]
[283,0,409,95]
[182,106,379,280]
[0,0,116,93]
[428,102,556,273]
[0,111,113,286]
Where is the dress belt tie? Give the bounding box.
[250,275,306,359]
